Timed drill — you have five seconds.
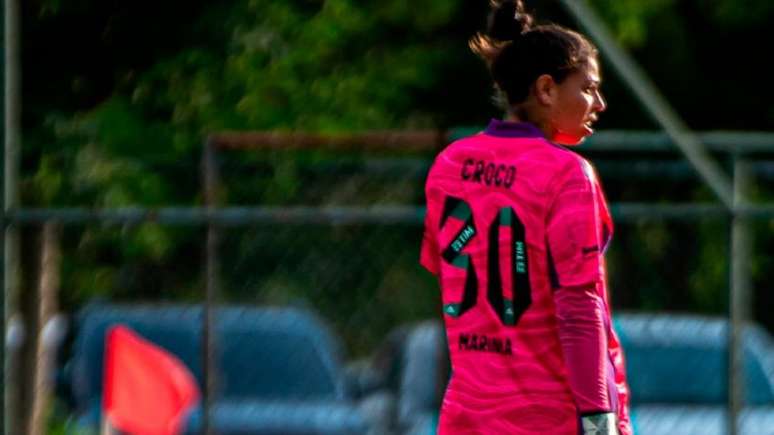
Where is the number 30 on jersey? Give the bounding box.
[439,196,532,327]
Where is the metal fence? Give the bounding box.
[3,0,774,433]
[1,128,772,434]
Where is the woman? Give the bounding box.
[419,1,632,434]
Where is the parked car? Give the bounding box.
[383,313,774,435]
[60,303,386,434]
[59,305,774,435]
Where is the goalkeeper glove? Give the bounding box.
[581,412,618,435]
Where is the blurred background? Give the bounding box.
[6,0,774,434]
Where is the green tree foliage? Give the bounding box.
[29,0,469,206]
[589,0,675,47]
[21,0,774,333]
[24,0,476,320]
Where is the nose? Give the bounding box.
[594,90,607,113]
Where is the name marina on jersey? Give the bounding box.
[461,158,516,188]
[459,332,513,356]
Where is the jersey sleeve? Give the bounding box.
[546,159,604,288]
[419,171,441,275]
[420,206,440,275]
[548,158,613,415]
[554,283,612,414]
[609,325,633,435]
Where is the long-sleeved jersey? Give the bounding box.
[420,119,631,434]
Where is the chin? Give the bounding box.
[553,133,586,146]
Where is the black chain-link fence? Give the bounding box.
[7,131,774,434]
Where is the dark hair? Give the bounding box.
[470,0,598,107]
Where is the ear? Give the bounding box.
[533,74,557,106]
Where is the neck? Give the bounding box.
[505,106,529,123]
[505,108,551,140]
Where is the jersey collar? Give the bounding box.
[484,119,545,139]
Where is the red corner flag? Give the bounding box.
[103,325,200,435]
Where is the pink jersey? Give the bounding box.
[420,119,631,435]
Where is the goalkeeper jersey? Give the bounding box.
[420,119,631,435]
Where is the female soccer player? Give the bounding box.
[419,1,632,434]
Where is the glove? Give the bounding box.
[581,412,618,435]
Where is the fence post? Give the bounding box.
[4,0,22,432]
[29,222,61,435]
[729,156,752,435]
[202,138,221,435]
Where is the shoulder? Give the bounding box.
[426,134,487,177]
[513,137,592,184]
[545,146,599,198]
[539,140,585,168]
[440,134,490,157]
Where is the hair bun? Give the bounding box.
[488,0,533,42]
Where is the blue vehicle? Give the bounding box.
[382,313,774,435]
[59,306,774,434]
[61,303,378,435]
[615,313,774,435]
